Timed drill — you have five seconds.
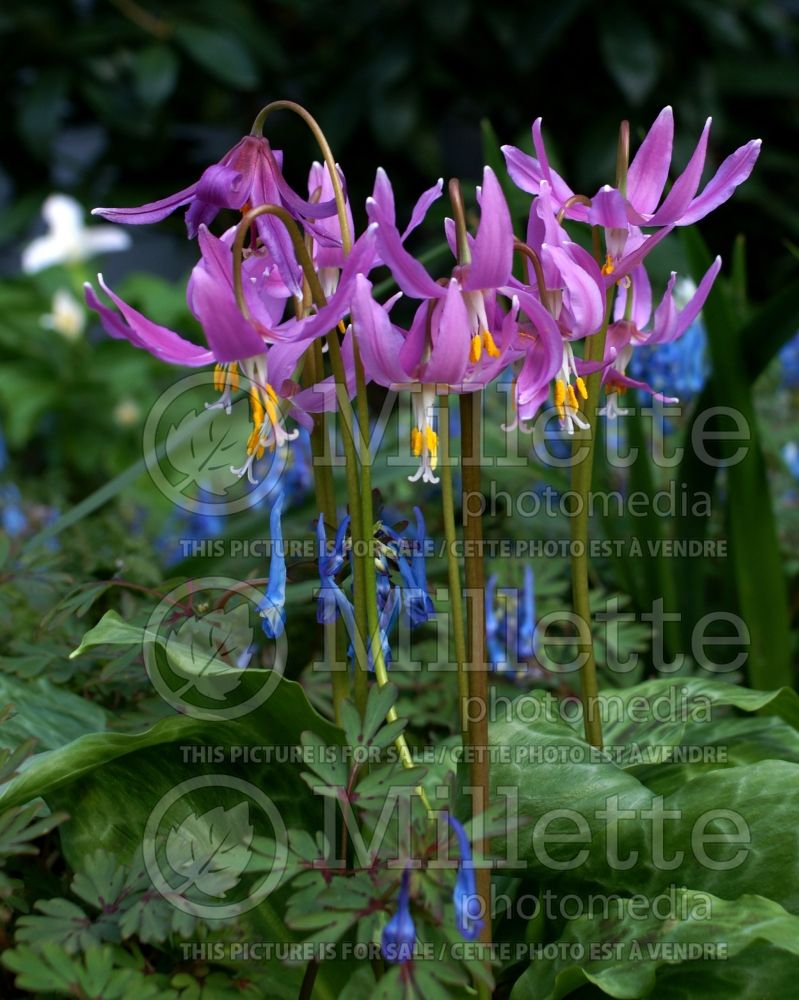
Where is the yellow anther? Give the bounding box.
[411,428,422,456]
[482,329,501,358]
[246,424,264,459]
[338,320,347,335]
[576,376,588,400]
[264,395,279,430]
[554,379,567,421]
[265,383,279,406]
[470,334,483,363]
[601,253,615,276]
[213,363,225,393]
[249,387,264,426]
[425,426,438,455]
[426,427,438,470]
[566,384,579,410]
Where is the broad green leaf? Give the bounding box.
[69,609,147,657]
[511,889,799,999]
[0,672,340,819]
[486,700,799,911]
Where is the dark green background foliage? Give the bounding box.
[2,0,798,293]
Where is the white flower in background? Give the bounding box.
[21,193,131,274]
[40,288,86,341]
[113,398,142,427]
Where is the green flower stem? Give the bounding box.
[232,199,422,790]
[439,393,469,743]
[324,330,370,717]
[250,100,352,254]
[570,290,613,749]
[304,338,350,723]
[352,345,432,811]
[232,205,371,714]
[459,390,492,957]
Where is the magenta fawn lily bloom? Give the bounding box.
[599,256,722,416]
[503,109,760,275]
[367,165,513,372]
[93,134,341,294]
[362,167,517,480]
[86,226,375,482]
[352,274,518,482]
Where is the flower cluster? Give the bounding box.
[381,814,482,965]
[315,504,435,668]
[77,103,760,971]
[84,107,759,485]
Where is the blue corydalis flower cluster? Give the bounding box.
[486,565,538,673]
[314,505,435,671]
[380,814,483,965]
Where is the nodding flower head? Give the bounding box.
[447,814,484,941]
[257,490,287,639]
[381,866,416,964]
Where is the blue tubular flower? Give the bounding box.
[316,515,357,637]
[258,491,286,638]
[780,331,799,389]
[517,566,536,662]
[485,574,508,670]
[448,815,484,941]
[376,584,401,670]
[381,866,416,964]
[396,507,435,627]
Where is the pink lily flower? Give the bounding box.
[92,135,343,294]
[503,109,760,275]
[599,257,722,417]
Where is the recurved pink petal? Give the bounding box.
[351,275,408,387]
[649,256,721,344]
[423,279,470,386]
[627,107,674,216]
[679,140,762,226]
[91,182,198,226]
[463,167,513,292]
[367,197,443,301]
[647,119,711,226]
[86,276,214,367]
[402,178,444,241]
